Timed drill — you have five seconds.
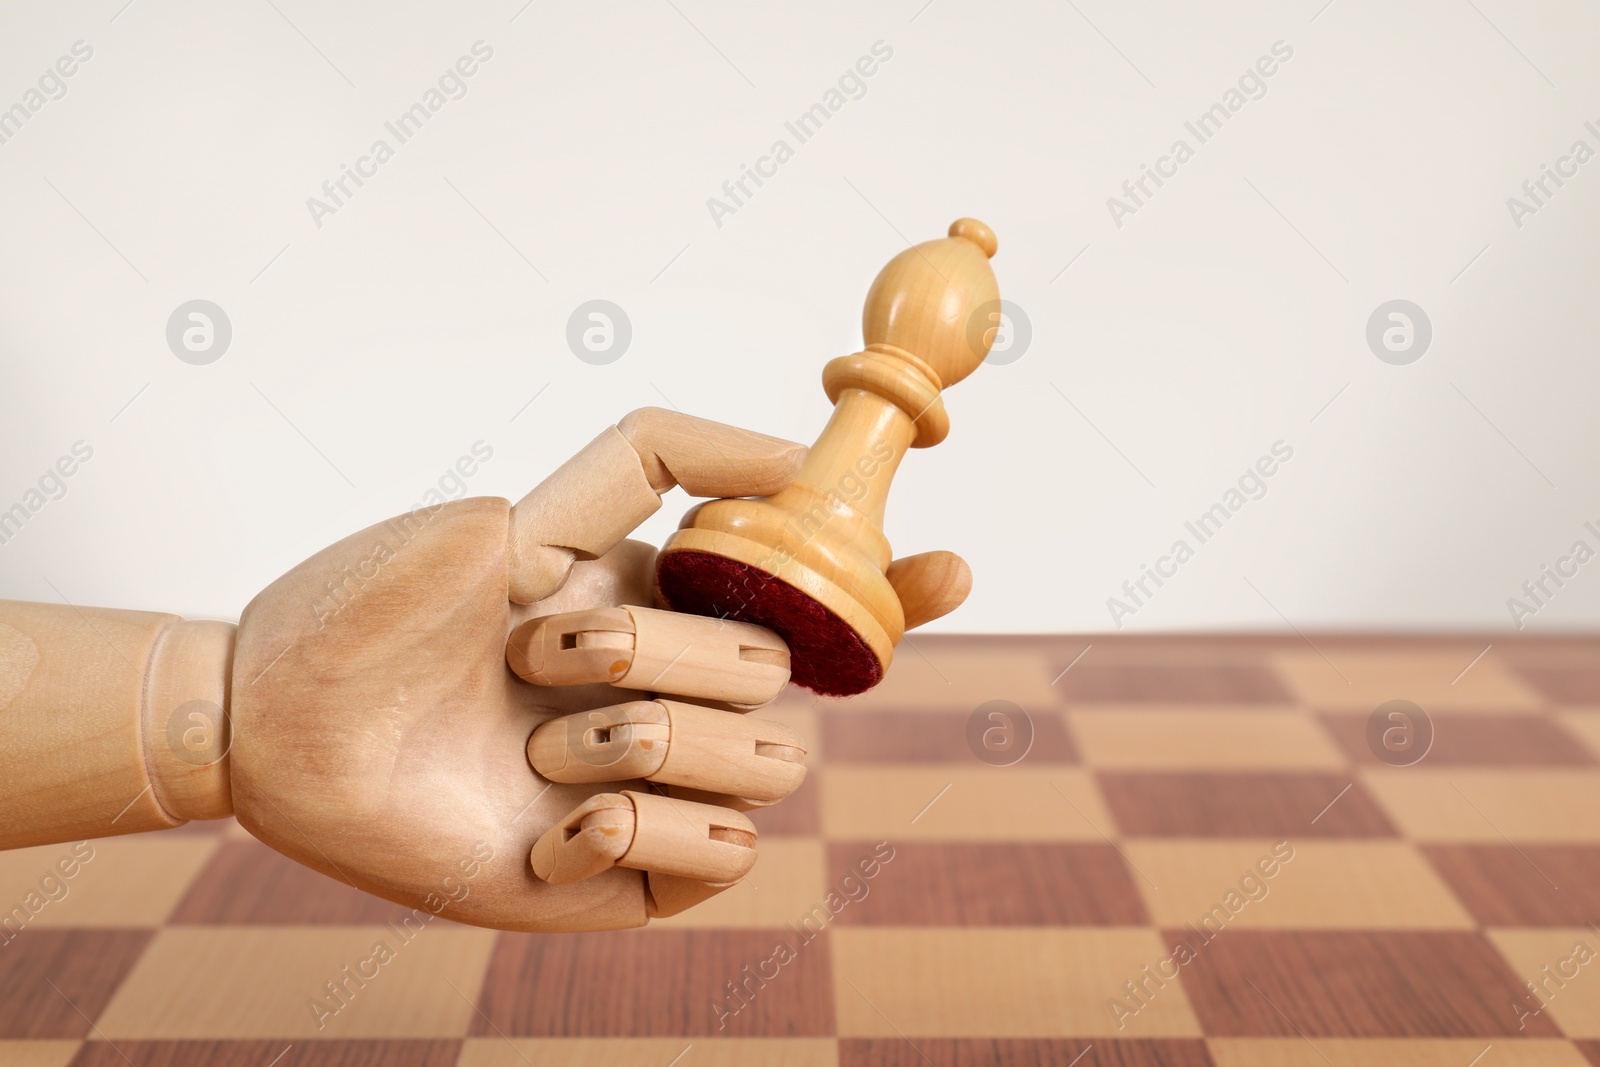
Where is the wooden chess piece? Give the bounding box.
[656,218,1000,695]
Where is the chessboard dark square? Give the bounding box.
[170,840,418,924]
[821,710,1078,763]
[1517,667,1600,705]
[1172,929,1560,1037]
[1422,845,1600,925]
[1099,773,1397,836]
[472,929,834,1037]
[0,930,152,1039]
[838,1038,1215,1066]
[746,774,821,836]
[827,842,1146,926]
[1320,712,1594,766]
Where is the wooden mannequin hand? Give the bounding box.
[0,408,967,928]
[230,410,818,932]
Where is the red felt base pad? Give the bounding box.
[655,550,883,697]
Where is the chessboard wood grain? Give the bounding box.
[1320,712,1595,766]
[1097,772,1396,837]
[831,927,1204,1038]
[169,840,420,925]
[472,929,835,1037]
[0,930,152,1039]
[1172,929,1560,1038]
[1421,844,1600,925]
[839,1038,1215,1066]
[0,634,1592,1066]
[826,842,1149,926]
[1123,839,1476,930]
[69,1040,462,1066]
[820,710,1077,764]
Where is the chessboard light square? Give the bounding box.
[459,1038,839,1066]
[1362,769,1600,842]
[1208,1038,1589,1066]
[830,646,1060,713]
[820,767,1114,841]
[1487,929,1600,1037]
[647,839,826,929]
[0,1043,80,1067]
[1558,711,1600,762]
[1272,650,1545,712]
[1124,840,1474,929]
[0,837,218,926]
[832,928,1202,1037]
[1070,710,1346,770]
[95,926,497,1039]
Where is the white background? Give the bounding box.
[1,0,1597,636]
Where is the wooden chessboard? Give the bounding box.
[4,633,1600,1067]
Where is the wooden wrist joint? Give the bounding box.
[144,619,236,822]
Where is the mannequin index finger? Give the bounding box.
[618,407,806,498]
[507,410,805,605]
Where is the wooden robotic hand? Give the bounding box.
[230,409,814,932]
[0,407,968,932]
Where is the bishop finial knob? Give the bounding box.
[949,217,998,258]
[859,218,1002,400]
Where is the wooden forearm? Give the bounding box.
[0,600,235,849]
